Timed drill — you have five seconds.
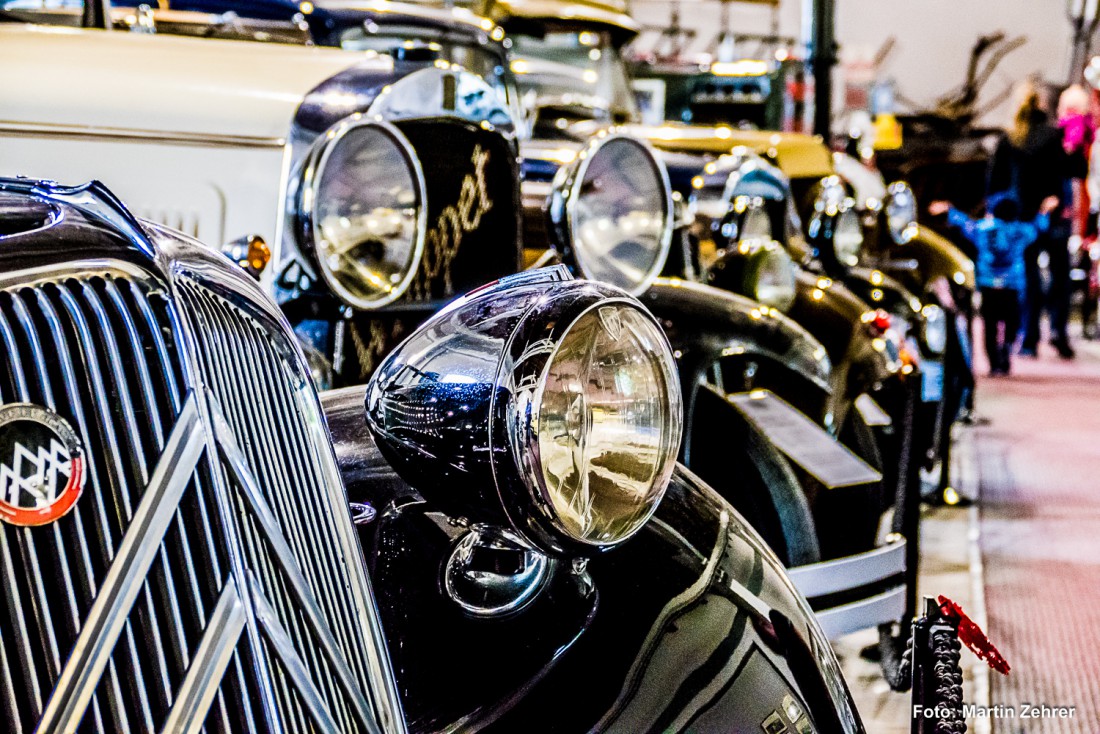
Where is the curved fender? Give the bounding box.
[640,278,831,409]
[321,386,863,734]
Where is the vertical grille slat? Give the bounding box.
[54,284,159,732]
[5,295,116,734]
[0,309,63,686]
[1,262,391,734]
[180,291,353,733]
[34,289,134,733]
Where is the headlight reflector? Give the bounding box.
[535,304,681,544]
[554,135,674,296]
[886,181,918,244]
[300,119,427,309]
[920,303,948,355]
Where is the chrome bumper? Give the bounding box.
[789,539,907,639]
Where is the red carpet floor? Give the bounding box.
[961,331,1100,733]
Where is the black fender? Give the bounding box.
[322,386,864,734]
[639,278,832,425]
[636,279,826,567]
[843,266,921,326]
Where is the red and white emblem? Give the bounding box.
[0,403,85,527]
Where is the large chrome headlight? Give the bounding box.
[298,117,427,309]
[885,181,918,244]
[834,207,864,266]
[920,303,947,355]
[549,134,674,296]
[365,266,682,554]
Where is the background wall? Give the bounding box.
[630,0,1078,127]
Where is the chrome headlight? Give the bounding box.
[550,135,674,296]
[748,243,797,311]
[298,118,427,309]
[365,266,683,553]
[886,181,918,245]
[833,207,864,267]
[920,303,947,355]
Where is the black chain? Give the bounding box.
[930,628,967,734]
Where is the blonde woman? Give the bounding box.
[987,80,1085,359]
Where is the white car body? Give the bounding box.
[0,24,391,274]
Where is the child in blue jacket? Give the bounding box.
[930,193,1058,375]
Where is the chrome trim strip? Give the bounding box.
[812,586,907,639]
[250,579,341,734]
[37,396,205,734]
[788,540,907,599]
[209,404,380,734]
[0,121,286,149]
[159,578,247,734]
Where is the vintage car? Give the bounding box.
[0,175,887,733]
[0,175,975,733]
[0,16,531,387]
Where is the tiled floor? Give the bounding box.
[840,328,1100,733]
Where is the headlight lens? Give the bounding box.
[921,303,948,355]
[566,136,673,295]
[303,119,427,309]
[833,207,864,267]
[535,303,681,544]
[748,244,797,311]
[886,181,918,244]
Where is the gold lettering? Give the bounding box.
[411,145,494,300]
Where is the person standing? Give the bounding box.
[987,81,1086,359]
[929,195,1057,375]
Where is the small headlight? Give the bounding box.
[886,181,918,244]
[921,303,948,355]
[365,266,682,554]
[833,207,864,267]
[298,118,427,309]
[551,135,674,296]
[748,243,797,311]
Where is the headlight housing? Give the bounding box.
[297,117,427,309]
[365,266,683,554]
[885,181,918,245]
[920,303,948,355]
[719,195,774,245]
[549,134,674,296]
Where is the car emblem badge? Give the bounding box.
[0,404,86,527]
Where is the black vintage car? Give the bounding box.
[0,176,878,733]
[0,176,972,734]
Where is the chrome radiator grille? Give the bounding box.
[0,267,390,734]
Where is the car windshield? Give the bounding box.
[510,30,640,123]
[338,26,523,123]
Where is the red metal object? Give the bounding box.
[938,595,1011,675]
